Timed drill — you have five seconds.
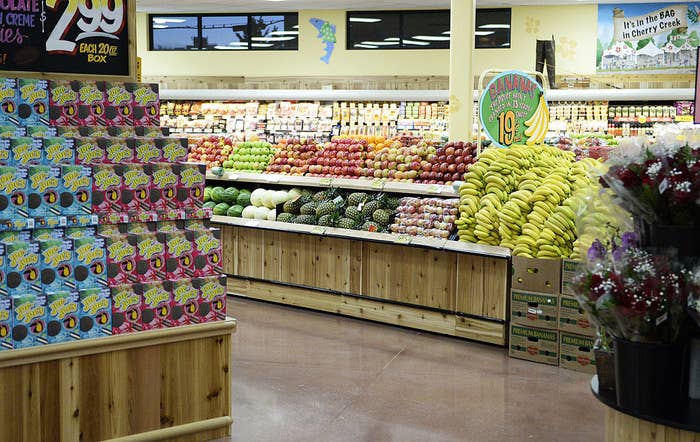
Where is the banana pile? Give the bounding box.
[456,145,602,259]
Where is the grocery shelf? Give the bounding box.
[160,88,695,103]
[206,171,460,197]
[211,215,510,259]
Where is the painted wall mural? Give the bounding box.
[310,18,336,64]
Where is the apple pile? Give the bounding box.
[224,141,277,173]
[187,136,235,169]
[364,139,436,181]
[415,140,478,184]
[306,137,368,179]
[389,197,459,239]
[265,138,322,175]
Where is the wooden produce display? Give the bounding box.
[0,319,236,442]
[214,215,510,345]
[605,409,700,442]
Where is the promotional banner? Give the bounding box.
[0,0,131,76]
[598,3,700,72]
[479,71,549,149]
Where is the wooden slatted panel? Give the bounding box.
[220,225,238,275]
[262,231,283,282]
[606,408,700,442]
[236,228,265,279]
[455,255,508,320]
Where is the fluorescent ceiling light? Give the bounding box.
[251,43,274,47]
[361,40,399,46]
[251,36,296,41]
[354,43,378,49]
[153,18,186,24]
[269,30,299,36]
[413,35,450,41]
[442,31,451,35]
[475,31,495,36]
[292,25,298,28]
[215,45,246,50]
[152,24,168,29]
[349,17,382,23]
[402,39,430,46]
[384,37,400,41]
[479,24,510,29]
[229,41,249,46]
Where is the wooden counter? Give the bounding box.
[0,319,236,442]
[214,216,510,345]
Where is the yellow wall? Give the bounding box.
[137,5,597,79]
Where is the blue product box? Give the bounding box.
[28,165,61,217]
[3,240,40,296]
[46,290,80,344]
[39,238,74,292]
[73,236,107,291]
[60,165,92,216]
[0,138,9,165]
[75,137,105,164]
[32,228,64,241]
[43,137,75,165]
[0,125,24,138]
[10,137,42,166]
[0,295,12,350]
[64,226,96,239]
[78,287,111,339]
[0,166,28,219]
[0,78,17,125]
[11,292,47,348]
[26,126,56,138]
[17,79,49,126]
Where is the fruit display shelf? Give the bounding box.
[0,319,236,441]
[206,171,460,198]
[212,215,511,345]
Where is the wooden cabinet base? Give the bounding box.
[0,319,236,442]
[230,277,506,345]
[606,408,700,442]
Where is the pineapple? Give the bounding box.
[300,201,317,215]
[348,192,368,207]
[345,206,363,222]
[372,209,392,226]
[337,217,357,230]
[318,214,338,227]
[283,198,303,215]
[300,190,314,204]
[361,200,380,218]
[277,212,295,223]
[316,201,337,218]
[386,196,401,210]
[312,191,328,202]
[294,215,316,225]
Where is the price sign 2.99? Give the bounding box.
[479,71,549,149]
[0,0,130,76]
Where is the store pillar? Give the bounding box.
[448,0,476,142]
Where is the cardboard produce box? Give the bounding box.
[509,324,559,366]
[510,290,558,330]
[558,295,596,337]
[559,332,596,374]
[561,259,582,296]
[512,256,562,295]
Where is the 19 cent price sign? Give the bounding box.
[479,71,549,149]
[0,0,131,76]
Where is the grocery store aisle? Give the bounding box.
[226,297,604,442]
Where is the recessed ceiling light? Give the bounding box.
[413,35,450,41]
[349,17,382,23]
[479,24,510,29]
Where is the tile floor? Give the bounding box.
[226,297,604,442]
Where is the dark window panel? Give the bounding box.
[347,12,401,50]
[402,11,450,49]
[151,16,199,50]
[250,14,299,50]
[202,15,249,50]
[475,8,511,49]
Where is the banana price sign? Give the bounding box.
[0,0,131,77]
[479,71,549,148]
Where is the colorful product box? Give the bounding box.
[100,137,134,164]
[192,228,222,277]
[10,137,43,166]
[111,283,142,334]
[26,126,57,137]
[104,82,133,126]
[78,81,106,126]
[510,290,559,330]
[130,232,165,282]
[509,324,559,366]
[129,83,160,127]
[73,236,107,291]
[183,219,210,231]
[54,126,81,138]
[39,238,74,292]
[108,126,136,138]
[78,287,111,339]
[126,222,156,234]
[169,279,200,326]
[75,137,105,164]
[105,234,138,286]
[194,276,227,322]
[0,138,9,165]
[96,223,124,236]
[33,228,64,241]
[559,332,596,374]
[139,281,172,330]
[121,164,153,213]
[0,231,31,244]
[28,165,61,217]
[157,221,180,233]
[43,137,75,165]
[65,226,96,239]
[130,137,161,163]
[46,291,80,344]
[60,165,92,216]
[135,126,169,137]
[177,163,206,209]
[160,230,195,279]
[79,126,109,137]
[0,78,18,125]
[17,79,49,126]
[151,163,179,211]
[92,164,123,214]
[49,80,81,126]
[0,125,24,138]
[12,293,47,348]
[0,295,12,350]
[3,241,40,296]
[559,295,596,337]
[157,138,189,163]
